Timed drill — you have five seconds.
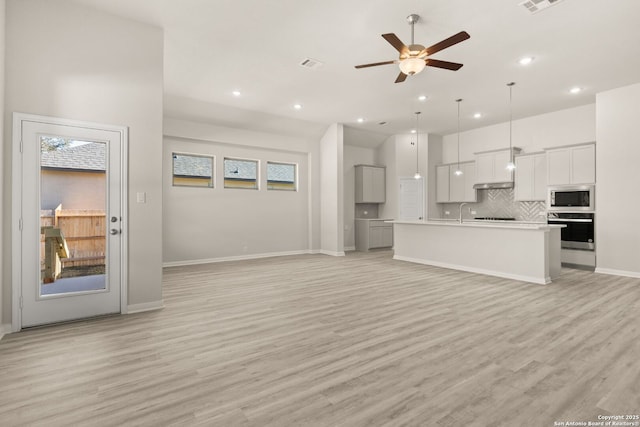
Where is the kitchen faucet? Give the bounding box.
[458,203,468,223]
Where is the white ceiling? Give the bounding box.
[73,0,640,144]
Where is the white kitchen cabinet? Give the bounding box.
[355,165,386,203]
[571,144,596,184]
[514,153,547,201]
[436,162,477,203]
[474,148,521,184]
[355,219,393,251]
[449,162,477,202]
[436,165,450,203]
[546,143,595,185]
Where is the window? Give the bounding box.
[172,153,214,188]
[267,162,297,191]
[224,158,258,189]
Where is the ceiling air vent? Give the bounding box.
[299,58,324,70]
[520,0,565,14]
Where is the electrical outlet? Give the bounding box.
[444,211,450,215]
[471,210,477,215]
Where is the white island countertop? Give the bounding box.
[388,219,564,231]
[389,219,564,285]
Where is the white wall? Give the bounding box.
[343,145,377,249]
[377,135,397,221]
[377,133,430,221]
[320,124,344,256]
[595,83,640,277]
[426,134,443,219]
[442,104,596,162]
[162,117,320,264]
[0,0,5,334]
[3,0,164,322]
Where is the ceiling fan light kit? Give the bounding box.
[355,14,470,83]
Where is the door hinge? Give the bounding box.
[18,218,23,231]
[19,296,23,309]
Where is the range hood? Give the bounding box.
[473,181,514,190]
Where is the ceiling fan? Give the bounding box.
[355,14,470,83]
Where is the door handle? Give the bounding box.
[110,229,120,235]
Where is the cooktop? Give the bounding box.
[473,217,516,221]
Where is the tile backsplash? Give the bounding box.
[440,188,547,222]
[355,203,379,219]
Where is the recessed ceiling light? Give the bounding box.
[473,113,482,119]
[418,95,427,101]
[357,118,365,123]
[569,87,582,94]
[232,90,241,97]
[293,103,303,110]
[519,56,534,66]
[411,129,417,134]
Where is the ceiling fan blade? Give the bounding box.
[424,31,470,56]
[395,72,407,83]
[425,59,464,71]
[354,60,396,69]
[382,33,409,55]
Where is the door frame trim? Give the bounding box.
[11,113,129,332]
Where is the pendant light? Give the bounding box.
[414,111,421,179]
[506,82,516,171]
[454,99,463,176]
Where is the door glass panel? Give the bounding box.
[40,136,107,296]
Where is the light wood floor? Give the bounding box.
[1,251,639,426]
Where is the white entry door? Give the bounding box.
[13,114,127,329]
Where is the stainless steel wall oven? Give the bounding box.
[547,212,595,251]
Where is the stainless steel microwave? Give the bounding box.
[548,185,595,211]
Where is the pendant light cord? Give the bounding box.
[415,112,420,175]
[456,99,462,170]
[508,82,515,165]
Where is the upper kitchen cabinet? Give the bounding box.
[474,148,521,184]
[514,152,547,201]
[436,162,477,203]
[546,143,595,186]
[355,165,386,203]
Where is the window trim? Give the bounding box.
[266,161,298,192]
[223,157,260,190]
[172,152,215,188]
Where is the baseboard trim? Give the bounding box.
[344,246,356,252]
[0,323,12,340]
[595,268,640,279]
[393,255,550,285]
[319,250,346,257]
[163,250,314,268]
[127,300,164,314]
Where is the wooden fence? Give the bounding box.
[40,207,106,269]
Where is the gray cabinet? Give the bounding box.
[355,165,386,203]
[355,219,393,251]
[514,153,547,201]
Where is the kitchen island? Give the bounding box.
[388,220,565,284]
